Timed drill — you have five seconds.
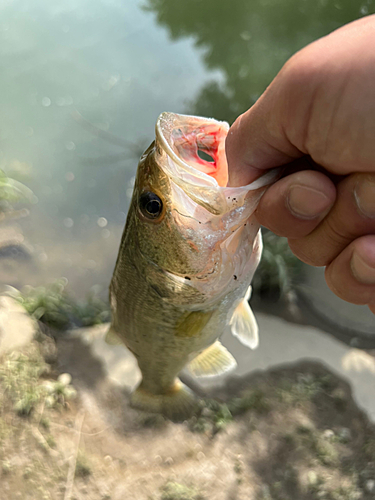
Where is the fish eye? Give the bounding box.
[139,191,163,220]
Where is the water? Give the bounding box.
[0,0,374,326]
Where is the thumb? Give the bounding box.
[225,80,304,187]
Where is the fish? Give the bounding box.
[107,112,278,420]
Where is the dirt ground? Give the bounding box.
[1,330,375,500]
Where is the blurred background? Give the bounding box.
[1,0,374,341]
[2,3,375,500]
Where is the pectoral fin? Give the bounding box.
[189,341,237,377]
[229,286,259,350]
[104,325,123,346]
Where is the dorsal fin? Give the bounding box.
[229,286,259,350]
[188,340,236,377]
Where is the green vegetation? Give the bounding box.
[0,169,35,221]
[0,344,49,416]
[277,374,333,405]
[8,280,110,330]
[75,451,92,478]
[189,389,268,434]
[228,389,269,416]
[0,335,87,499]
[0,344,76,416]
[252,231,305,300]
[295,426,339,467]
[0,169,34,205]
[161,482,204,500]
[308,473,363,500]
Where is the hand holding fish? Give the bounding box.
[226,15,375,314]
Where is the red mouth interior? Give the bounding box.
[171,123,229,187]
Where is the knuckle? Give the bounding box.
[287,238,331,267]
[324,216,353,247]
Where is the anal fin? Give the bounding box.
[189,341,236,378]
[230,286,259,350]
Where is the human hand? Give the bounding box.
[225,15,375,313]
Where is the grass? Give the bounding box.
[295,426,339,467]
[189,389,269,434]
[7,280,110,331]
[0,343,76,416]
[0,336,84,498]
[0,168,35,221]
[161,481,204,500]
[75,451,92,478]
[228,389,269,416]
[0,169,34,205]
[277,374,333,405]
[0,344,49,416]
[308,474,363,500]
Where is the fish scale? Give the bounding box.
[108,112,279,420]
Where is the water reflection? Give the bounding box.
[0,0,214,296]
[146,0,375,122]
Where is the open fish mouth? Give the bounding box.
[155,112,279,216]
[156,112,230,188]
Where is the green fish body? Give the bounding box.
[109,113,278,419]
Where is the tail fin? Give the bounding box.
[130,379,198,421]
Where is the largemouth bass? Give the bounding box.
[108,112,277,420]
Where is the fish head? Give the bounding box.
[128,113,279,307]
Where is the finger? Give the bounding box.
[325,235,375,306]
[256,169,336,239]
[226,15,375,187]
[288,173,375,266]
[226,95,302,187]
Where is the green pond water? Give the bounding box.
[1,0,374,329]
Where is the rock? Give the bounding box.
[307,470,318,485]
[338,427,352,442]
[57,373,72,386]
[0,296,36,356]
[0,226,32,260]
[365,480,375,493]
[322,429,335,440]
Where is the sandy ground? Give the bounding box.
[1,302,375,499]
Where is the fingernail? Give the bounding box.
[351,251,375,285]
[287,185,331,219]
[354,176,375,218]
